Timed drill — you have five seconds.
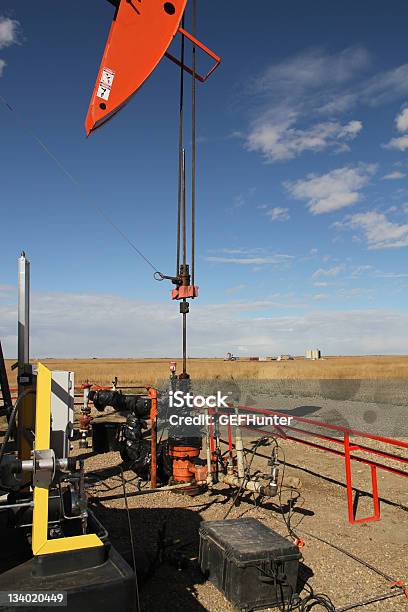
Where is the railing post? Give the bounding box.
[371,466,380,521]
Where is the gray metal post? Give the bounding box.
[18,251,30,370]
[17,252,34,473]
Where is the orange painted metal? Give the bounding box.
[168,445,200,459]
[86,0,188,135]
[168,444,200,483]
[171,285,199,300]
[172,459,194,482]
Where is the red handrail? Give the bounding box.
[215,404,408,525]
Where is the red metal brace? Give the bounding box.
[165,27,221,82]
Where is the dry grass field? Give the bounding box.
[4,355,408,387]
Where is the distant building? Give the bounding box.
[277,354,294,361]
[305,349,321,360]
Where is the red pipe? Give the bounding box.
[148,388,158,489]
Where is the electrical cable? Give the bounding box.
[0,94,162,277]
[86,471,142,493]
[254,563,335,612]
[296,584,336,611]
[298,529,395,583]
[120,467,140,612]
[276,443,303,544]
[335,589,406,611]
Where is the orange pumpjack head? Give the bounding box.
[85,0,188,135]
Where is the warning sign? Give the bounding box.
[101,68,115,87]
[97,84,111,100]
[96,67,115,100]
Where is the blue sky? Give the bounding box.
[1,1,408,357]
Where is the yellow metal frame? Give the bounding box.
[32,363,103,555]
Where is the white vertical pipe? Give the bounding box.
[234,407,245,479]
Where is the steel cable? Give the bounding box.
[0,94,162,276]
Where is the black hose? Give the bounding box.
[0,390,34,468]
[0,389,35,491]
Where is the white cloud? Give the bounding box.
[326,64,408,113]
[359,64,408,107]
[247,117,363,162]
[373,271,408,279]
[2,290,408,357]
[230,187,257,210]
[382,171,406,180]
[339,120,363,137]
[339,211,408,249]
[313,293,329,301]
[312,265,345,279]
[286,164,376,215]
[0,16,20,77]
[350,265,375,278]
[0,284,14,304]
[225,284,247,295]
[205,248,293,266]
[254,47,369,96]
[337,287,374,300]
[242,47,369,163]
[266,207,290,221]
[205,255,292,265]
[384,135,408,152]
[243,46,408,163]
[0,17,19,49]
[383,107,408,150]
[396,107,408,132]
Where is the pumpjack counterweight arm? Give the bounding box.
[86,0,188,134]
[86,1,220,135]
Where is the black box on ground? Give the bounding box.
[199,518,301,612]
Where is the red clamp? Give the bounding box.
[293,537,305,550]
[172,286,199,300]
[390,580,408,598]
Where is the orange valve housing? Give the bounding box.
[168,444,200,483]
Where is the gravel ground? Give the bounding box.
[2,391,407,611]
[78,420,408,612]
